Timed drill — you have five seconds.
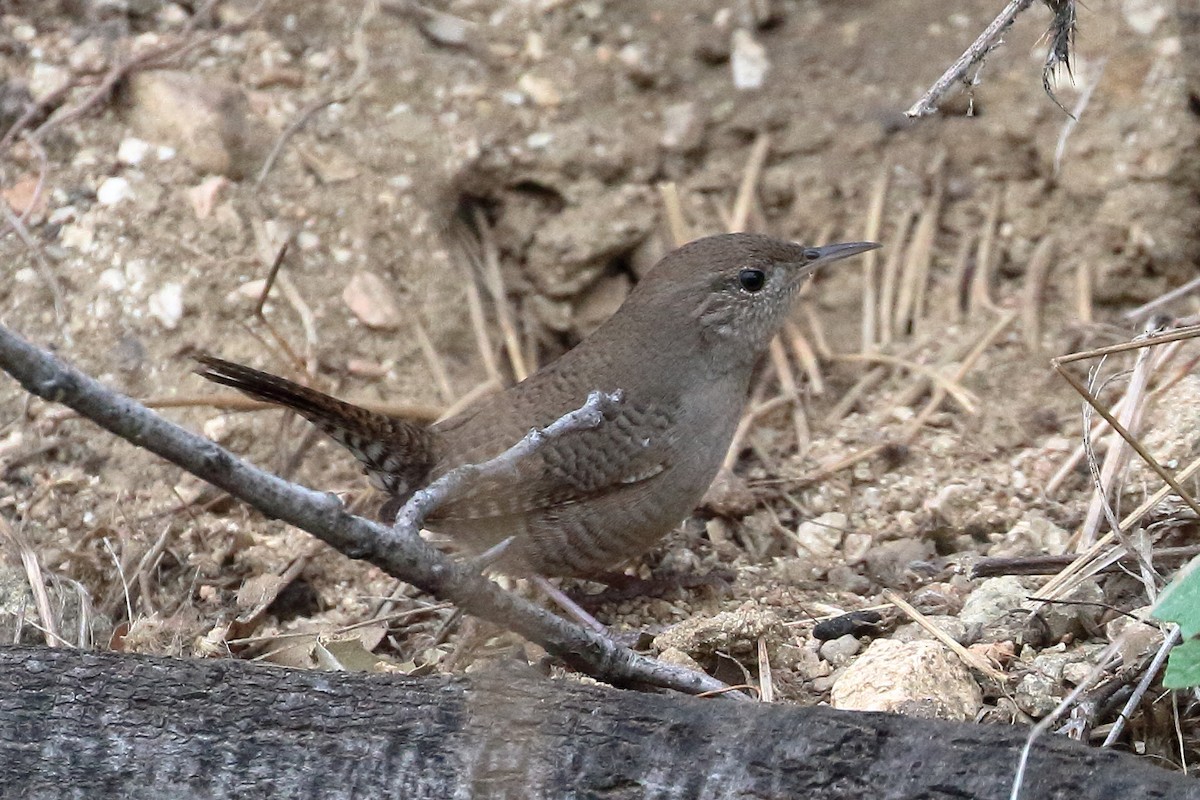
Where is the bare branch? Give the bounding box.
[905,0,1081,118]
[0,322,734,698]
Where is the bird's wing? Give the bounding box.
[430,399,675,522]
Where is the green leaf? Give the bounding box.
[1163,638,1200,689]
[1152,554,1200,639]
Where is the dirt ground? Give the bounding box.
[2,0,1199,776]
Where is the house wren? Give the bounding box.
[195,233,877,578]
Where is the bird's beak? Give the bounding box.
[805,241,881,269]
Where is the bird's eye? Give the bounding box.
[738,268,766,293]
[802,248,822,261]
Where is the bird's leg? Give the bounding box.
[531,575,609,634]
[467,539,609,634]
[571,567,735,608]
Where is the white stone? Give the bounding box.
[117,137,153,166]
[730,29,768,90]
[60,221,95,252]
[203,415,230,442]
[819,634,861,665]
[517,73,561,106]
[98,268,126,292]
[68,37,108,73]
[96,176,134,206]
[1122,0,1168,34]
[29,63,70,103]
[48,205,77,225]
[794,511,847,559]
[148,282,185,330]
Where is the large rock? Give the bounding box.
[831,639,983,721]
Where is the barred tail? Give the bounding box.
[193,354,436,500]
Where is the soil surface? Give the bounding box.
[2,0,1199,777]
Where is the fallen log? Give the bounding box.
[1,646,1194,799]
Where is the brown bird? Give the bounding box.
[195,233,877,578]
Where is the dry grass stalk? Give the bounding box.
[969,184,1004,315]
[126,523,174,618]
[787,326,824,397]
[1053,58,1107,176]
[892,159,945,338]
[1020,235,1056,351]
[0,514,64,647]
[473,207,529,382]
[1078,335,1160,548]
[1075,259,1093,323]
[437,378,501,422]
[836,352,978,414]
[1101,626,1181,748]
[1057,323,1200,361]
[0,171,68,338]
[804,443,889,486]
[892,334,973,409]
[257,0,373,186]
[1044,337,1188,497]
[1010,638,1124,799]
[723,375,784,471]
[412,319,455,404]
[1124,274,1200,323]
[768,338,810,457]
[907,170,946,332]
[878,208,917,347]
[657,181,692,246]
[796,311,1005,467]
[1037,452,1200,601]
[882,590,1006,682]
[796,309,832,360]
[248,224,307,371]
[825,365,886,424]
[1050,330,1200,552]
[275,272,320,372]
[520,301,540,377]
[1044,392,1128,498]
[730,133,771,232]
[461,252,502,385]
[757,637,774,703]
[946,232,976,324]
[901,310,1016,440]
[860,164,889,353]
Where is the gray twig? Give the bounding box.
[906,0,1038,118]
[395,389,619,533]
[0,322,735,698]
[1102,625,1182,748]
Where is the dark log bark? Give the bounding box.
[1,647,1194,800]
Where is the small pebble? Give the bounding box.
[148,282,185,330]
[343,271,403,330]
[96,176,134,206]
[117,137,153,166]
[730,29,768,90]
[819,634,862,665]
[517,73,561,106]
